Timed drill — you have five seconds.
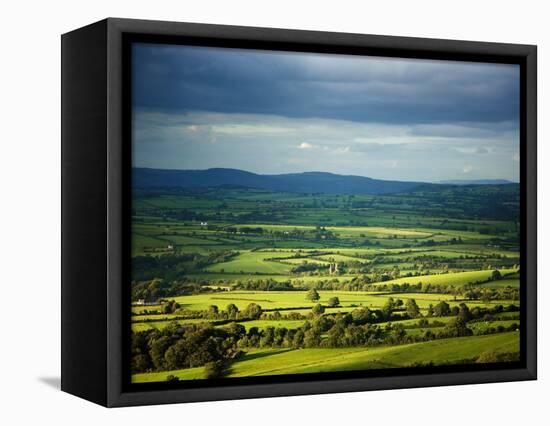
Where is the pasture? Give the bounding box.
[130,185,521,382]
[132,332,519,382]
[166,289,517,312]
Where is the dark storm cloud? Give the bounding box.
[133,43,520,125]
[131,43,520,182]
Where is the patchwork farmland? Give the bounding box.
[130,184,520,383]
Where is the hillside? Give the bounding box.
[439,179,516,185]
[133,167,430,195]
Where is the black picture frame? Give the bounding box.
[61,17,537,407]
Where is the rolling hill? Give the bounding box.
[133,167,429,195]
[439,179,516,185]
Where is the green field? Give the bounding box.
[132,332,519,382]
[130,184,521,383]
[230,333,519,376]
[167,289,516,312]
[205,251,295,274]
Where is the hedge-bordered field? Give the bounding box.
[130,185,521,383]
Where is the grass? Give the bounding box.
[132,233,172,256]
[131,318,208,332]
[132,295,519,332]
[132,366,205,383]
[373,268,518,287]
[157,235,223,246]
[469,320,519,333]
[171,291,321,311]
[168,290,518,313]
[170,290,405,311]
[185,273,352,283]
[205,251,295,274]
[131,318,306,332]
[481,278,520,289]
[130,186,521,382]
[380,249,485,260]
[233,319,307,330]
[313,254,368,263]
[231,332,519,376]
[283,257,331,265]
[131,332,519,382]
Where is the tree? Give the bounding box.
[382,297,396,319]
[421,330,436,341]
[406,298,421,318]
[351,307,373,325]
[164,341,189,370]
[418,318,429,328]
[274,327,288,346]
[312,303,325,316]
[242,303,262,319]
[260,327,275,347]
[336,313,353,327]
[131,354,151,372]
[314,315,334,332]
[292,329,305,347]
[325,324,346,347]
[457,303,472,322]
[444,318,473,337]
[427,304,434,317]
[204,361,225,379]
[393,324,407,342]
[464,289,479,300]
[481,289,492,303]
[433,301,451,317]
[226,303,239,319]
[149,336,172,370]
[491,270,502,281]
[345,324,368,346]
[225,322,246,338]
[162,299,180,314]
[304,327,321,347]
[208,305,219,316]
[307,288,320,302]
[327,297,340,307]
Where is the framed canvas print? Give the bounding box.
[61,18,537,407]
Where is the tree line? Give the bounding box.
[132,299,519,378]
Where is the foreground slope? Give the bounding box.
[132,332,519,382]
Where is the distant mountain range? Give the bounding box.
[438,179,516,185]
[133,167,516,195]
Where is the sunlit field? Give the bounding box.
[130,185,521,383]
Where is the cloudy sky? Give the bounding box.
[132,43,520,182]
